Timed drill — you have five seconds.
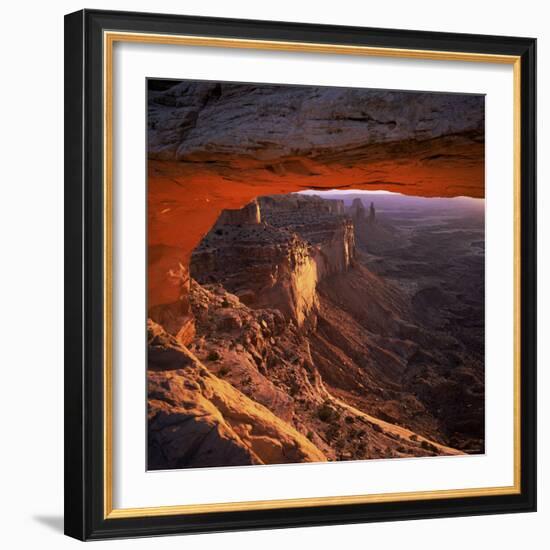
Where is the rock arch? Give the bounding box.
[147,82,484,341]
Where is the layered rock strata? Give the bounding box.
[191,195,355,328]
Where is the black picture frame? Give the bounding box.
[64,8,537,541]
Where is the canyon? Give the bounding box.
[148,193,484,468]
[146,80,485,469]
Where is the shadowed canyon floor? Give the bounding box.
[148,193,484,469]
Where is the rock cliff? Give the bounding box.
[191,195,355,329]
[216,198,262,226]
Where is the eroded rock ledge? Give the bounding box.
[190,195,355,330]
[148,319,327,469]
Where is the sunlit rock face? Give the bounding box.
[216,199,261,226]
[259,195,356,276]
[190,196,357,331]
[147,82,484,332]
[147,319,327,469]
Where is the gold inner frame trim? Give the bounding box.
[103,30,522,520]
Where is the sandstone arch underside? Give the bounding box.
[147,82,484,339]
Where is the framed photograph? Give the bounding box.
[64,9,536,540]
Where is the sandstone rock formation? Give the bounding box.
[368,202,376,223]
[349,197,367,220]
[148,319,327,469]
[149,83,484,192]
[216,198,262,226]
[191,195,355,329]
[147,82,484,323]
[146,79,485,467]
[191,216,319,328]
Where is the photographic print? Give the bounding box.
[146,80,485,470]
[65,12,536,539]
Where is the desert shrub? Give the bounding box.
[421,440,438,452]
[288,382,300,397]
[221,299,230,308]
[345,415,355,424]
[306,431,314,441]
[218,365,230,377]
[317,402,335,423]
[207,350,221,361]
[326,425,339,441]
